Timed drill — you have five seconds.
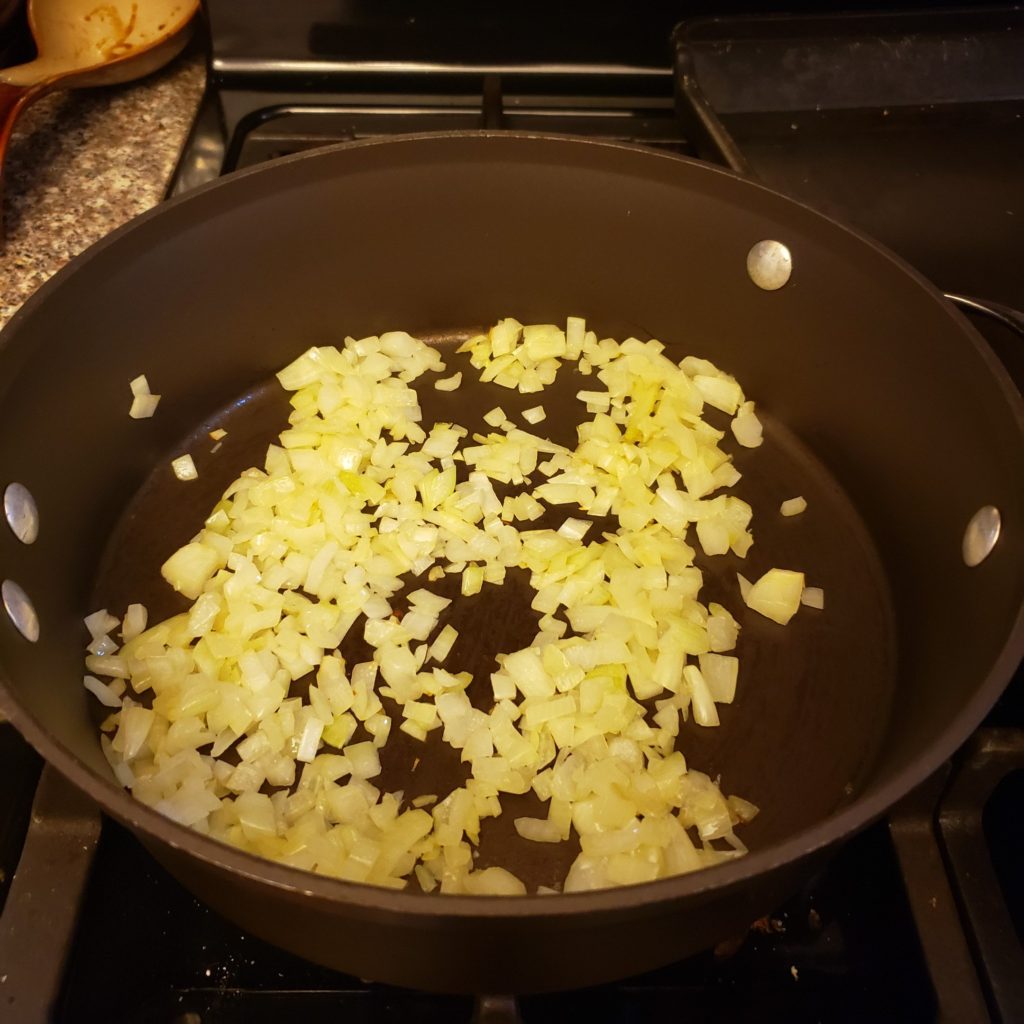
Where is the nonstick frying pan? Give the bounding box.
[0,133,1020,994]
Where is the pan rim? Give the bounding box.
[0,129,1021,920]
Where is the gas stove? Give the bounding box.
[1,4,1022,1022]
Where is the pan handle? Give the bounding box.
[0,81,46,236]
[944,293,1024,338]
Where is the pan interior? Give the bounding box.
[91,328,896,892]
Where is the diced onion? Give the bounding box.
[121,603,148,642]
[129,375,161,418]
[698,653,738,704]
[463,867,527,895]
[429,624,458,663]
[84,674,122,708]
[435,372,462,392]
[130,394,161,419]
[780,496,807,517]
[744,569,805,625]
[96,317,784,897]
[171,454,198,481]
[731,401,763,448]
[801,586,825,610]
[161,542,223,600]
[84,609,119,641]
[557,517,591,541]
[296,718,324,762]
[514,817,563,843]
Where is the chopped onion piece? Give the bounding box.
[429,624,459,663]
[728,795,760,823]
[731,401,763,448]
[119,705,154,759]
[684,665,720,727]
[296,718,324,762]
[693,374,743,415]
[576,389,610,410]
[463,867,527,895]
[347,741,382,778]
[129,394,161,419]
[707,603,740,653]
[171,454,198,481]
[209,428,227,441]
[161,542,222,600]
[120,603,148,642]
[522,405,546,424]
[84,609,120,641]
[87,634,118,656]
[744,568,805,625]
[801,586,825,610]
[557,517,592,541]
[780,496,807,517]
[84,674,122,708]
[514,817,563,843]
[129,374,162,418]
[435,372,463,392]
[698,653,738,704]
[461,565,484,597]
[84,654,127,678]
[399,720,428,742]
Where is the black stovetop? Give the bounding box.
[2,5,1023,1022]
[58,810,933,1023]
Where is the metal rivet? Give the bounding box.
[747,240,793,291]
[2,579,39,642]
[962,506,1001,567]
[4,482,39,544]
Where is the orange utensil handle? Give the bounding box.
[0,80,33,157]
[0,81,44,239]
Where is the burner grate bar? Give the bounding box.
[889,770,990,1023]
[0,767,101,1024]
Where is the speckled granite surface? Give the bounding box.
[0,51,204,331]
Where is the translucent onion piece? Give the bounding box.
[731,401,763,448]
[744,569,805,625]
[121,603,148,642]
[434,372,462,392]
[84,609,119,641]
[780,496,807,517]
[129,394,161,419]
[171,454,198,481]
[84,674,122,707]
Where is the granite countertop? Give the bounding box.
[0,50,204,331]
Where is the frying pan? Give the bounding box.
[0,133,1020,994]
